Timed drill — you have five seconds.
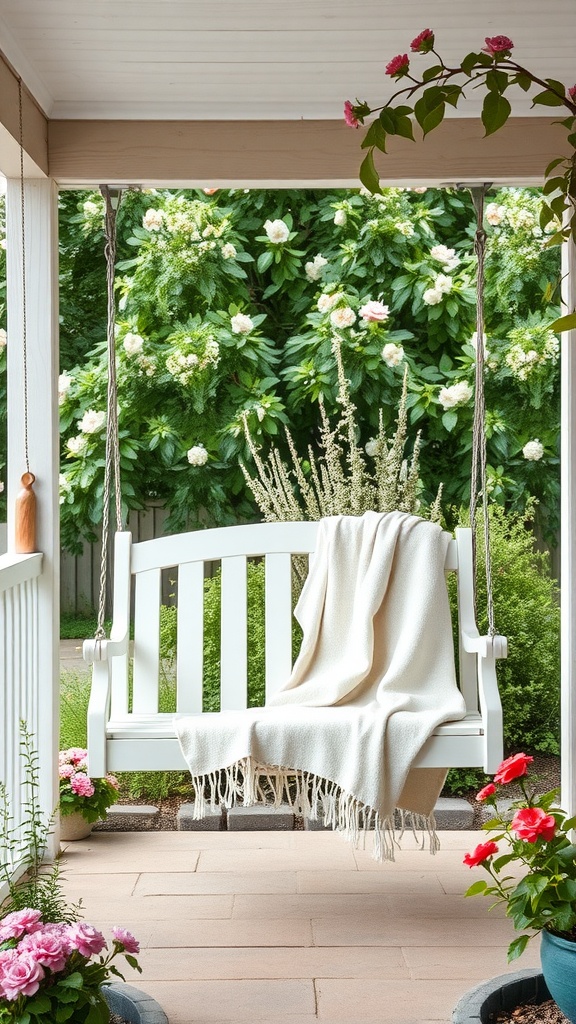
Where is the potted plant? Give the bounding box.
[463,752,576,1021]
[59,748,120,841]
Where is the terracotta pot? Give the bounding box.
[60,811,93,841]
[540,929,576,1023]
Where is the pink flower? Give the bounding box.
[494,752,533,785]
[70,772,95,798]
[385,54,410,79]
[476,783,497,802]
[411,29,434,53]
[203,188,218,195]
[66,923,107,958]
[18,929,69,973]
[511,806,557,843]
[59,763,75,779]
[106,774,119,790]
[359,300,390,322]
[62,747,88,765]
[0,908,42,942]
[463,841,499,867]
[112,927,140,954]
[568,85,576,103]
[344,100,359,128]
[0,951,44,1000]
[483,35,514,57]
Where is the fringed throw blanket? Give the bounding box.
[175,511,466,860]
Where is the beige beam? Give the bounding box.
[0,52,48,177]
[48,116,569,188]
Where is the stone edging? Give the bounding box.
[104,982,168,1024]
[452,969,549,1023]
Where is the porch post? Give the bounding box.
[561,238,576,818]
[5,177,60,852]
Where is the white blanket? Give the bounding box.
[176,511,466,860]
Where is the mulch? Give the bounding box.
[493,999,570,1022]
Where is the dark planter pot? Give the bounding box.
[452,968,551,1023]
[103,983,168,1024]
[541,930,576,1023]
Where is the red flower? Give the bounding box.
[463,841,499,867]
[203,188,219,195]
[411,29,435,54]
[493,752,533,785]
[476,783,496,802]
[385,53,410,79]
[344,100,360,128]
[483,35,514,57]
[511,806,557,843]
[568,85,576,103]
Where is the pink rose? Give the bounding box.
[385,54,410,79]
[483,35,514,57]
[359,300,390,322]
[511,806,557,843]
[70,772,95,798]
[0,952,44,1000]
[0,908,42,941]
[568,85,576,103]
[106,774,119,790]
[66,923,107,958]
[476,783,497,802]
[18,929,69,973]
[494,752,533,785]
[410,29,434,53]
[344,100,359,128]
[463,841,499,867]
[112,927,140,954]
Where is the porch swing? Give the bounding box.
[83,185,507,844]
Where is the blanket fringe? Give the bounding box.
[189,757,439,863]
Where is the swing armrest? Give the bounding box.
[461,630,508,660]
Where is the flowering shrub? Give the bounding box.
[0,909,140,1024]
[463,752,576,960]
[58,749,119,824]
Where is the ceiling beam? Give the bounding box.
[0,51,48,177]
[48,116,569,188]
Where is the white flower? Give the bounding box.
[205,339,220,361]
[123,332,144,356]
[78,409,106,434]
[187,444,208,466]
[317,292,341,313]
[305,254,328,282]
[486,203,507,227]
[231,313,254,335]
[0,481,4,494]
[263,219,290,244]
[507,207,535,231]
[221,242,237,259]
[381,343,404,367]
[83,200,100,217]
[430,244,460,270]
[0,238,6,250]
[330,306,356,329]
[423,288,443,306]
[523,439,544,461]
[0,328,6,349]
[143,208,164,231]
[334,209,347,227]
[67,435,87,456]
[58,373,72,404]
[435,274,453,294]
[395,221,414,237]
[137,355,156,377]
[412,186,427,194]
[359,300,389,323]
[365,439,378,457]
[255,405,266,422]
[438,381,473,410]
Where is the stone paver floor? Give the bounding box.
[59,829,540,1024]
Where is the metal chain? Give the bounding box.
[468,185,496,637]
[18,78,30,474]
[95,186,124,640]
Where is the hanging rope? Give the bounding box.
[94,186,124,640]
[468,185,496,637]
[17,79,30,476]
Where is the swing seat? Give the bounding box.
[84,521,506,779]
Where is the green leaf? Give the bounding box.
[481,91,511,136]
[507,934,530,962]
[545,156,566,176]
[422,64,444,83]
[394,116,415,141]
[532,89,565,107]
[379,108,397,135]
[461,51,480,77]
[486,69,508,94]
[442,409,458,432]
[546,78,568,96]
[543,175,568,196]
[359,150,381,195]
[465,879,488,896]
[362,119,387,151]
[549,312,576,333]
[515,71,532,92]
[422,102,445,137]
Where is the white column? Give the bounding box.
[561,238,576,818]
[5,178,60,853]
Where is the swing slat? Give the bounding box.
[264,553,294,701]
[176,561,204,714]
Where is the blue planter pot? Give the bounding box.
[541,929,576,1023]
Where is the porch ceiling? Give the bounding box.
[0,0,575,122]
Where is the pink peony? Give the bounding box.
[18,929,69,973]
[344,100,359,128]
[359,300,390,322]
[483,35,514,57]
[411,29,434,53]
[112,927,140,954]
[476,783,497,802]
[70,772,95,798]
[66,923,107,958]
[0,908,42,942]
[385,53,410,78]
[0,952,44,1000]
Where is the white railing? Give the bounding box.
[0,551,43,876]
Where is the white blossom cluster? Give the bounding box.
[187,444,208,466]
[123,332,144,356]
[231,313,254,335]
[166,336,220,385]
[423,274,453,306]
[78,409,106,434]
[221,242,237,259]
[329,306,356,329]
[305,254,328,282]
[263,219,290,244]
[381,343,404,367]
[505,331,559,382]
[142,208,164,231]
[317,292,342,313]
[394,221,415,237]
[438,381,473,410]
[522,439,544,461]
[429,245,460,271]
[58,373,72,405]
[333,209,347,227]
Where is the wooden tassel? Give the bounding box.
[15,472,37,553]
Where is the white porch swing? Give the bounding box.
[83,186,507,842]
